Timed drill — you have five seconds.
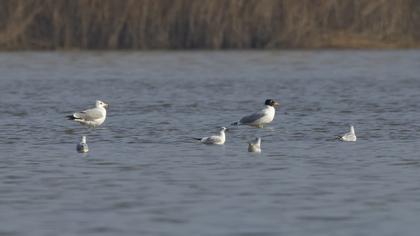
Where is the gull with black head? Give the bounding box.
[232,99,279,128]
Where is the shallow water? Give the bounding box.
[1,51,420,236]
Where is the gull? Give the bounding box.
[67,100,108,128]
[248,137,262,153]
[194,127,227,145]
[232,99,279,128]
[77,136,89,153]
[338,125,357,142]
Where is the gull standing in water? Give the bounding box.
[232,99,279,128]
[67,100,108,128]
[77,136,89,153]
[248,137,262,153]
[338,125,357,142]
[195,127,227,145]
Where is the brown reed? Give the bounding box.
[0,0,419,50]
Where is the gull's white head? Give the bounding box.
[254,137,261,146]
[248,137,261,147]
[77,136,89,153]
[350,125,355,134]
[220,127,227,132]
[248,137,262,153]
[96,100,109,109]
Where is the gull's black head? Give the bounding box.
[265,99,279,107]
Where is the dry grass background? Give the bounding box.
[0,0,419,50]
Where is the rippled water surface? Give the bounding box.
[1,51,420,236]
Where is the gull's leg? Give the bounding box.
[87,126,94,136]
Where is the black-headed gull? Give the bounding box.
[77,136,89,153]
[67,100,108,128]
[232,99,279,128]
[338,125,357,142]
[195,127,227,145]
[248,137,262,153]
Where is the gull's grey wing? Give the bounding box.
[74,108,103,121]
[239,110,266,124]
[203,135,222,144]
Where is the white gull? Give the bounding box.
[77,136,89,153]
[195,127,227,145]
[67,100,108,128]
[248,137,262,153]
[339,125,357,142]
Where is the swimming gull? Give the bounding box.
[232,99,279,128]
[67,100,108,128]
[77,136,89,153]
[338,125,357,142]
[248,137,262,153]
[195,127,227,145]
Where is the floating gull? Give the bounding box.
[67,100,108,128]
[232,99,279,128]
[77,136,89,153]
[248,137,262,153]
[195,127,227,145]
[338,125,357,142]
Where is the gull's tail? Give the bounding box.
[192,138,202,141]
[66,115,76,120]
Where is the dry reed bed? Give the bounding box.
[0,0,419,50]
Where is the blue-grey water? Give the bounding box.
[1,51,420,236]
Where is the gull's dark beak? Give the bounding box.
[104,103,109,109]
